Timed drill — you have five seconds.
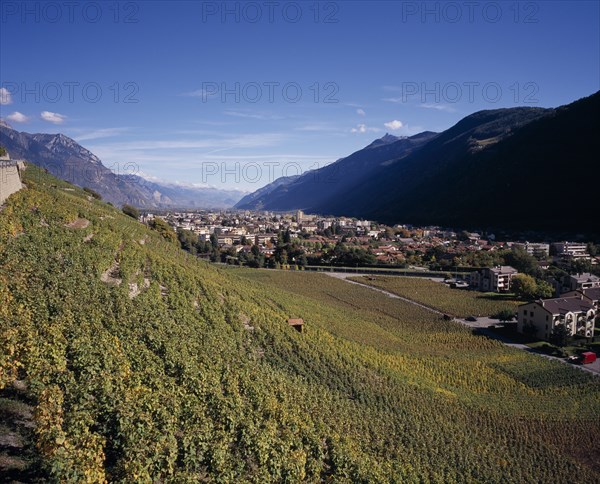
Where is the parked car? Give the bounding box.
[466,316,478,322]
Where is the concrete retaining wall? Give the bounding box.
[0,161,23,204]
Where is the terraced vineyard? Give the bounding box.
[1,166,599,482]
[348,275,521,318]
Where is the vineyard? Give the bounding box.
[1,166,599,482]
[348,275,521,318]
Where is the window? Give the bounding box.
[530,311,534,317]
[546,315,549,321]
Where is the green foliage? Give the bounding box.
[351,276,521,318]
[149,217,177,243]
[504,247,543,277]
[82,187,102,200]
[550,324,571,347]
[177,228,198,255]
[495,308,516,322]
[512,274,553,299]
[0,145,7,157]
[0,166,599,482]
[122,204,139,219]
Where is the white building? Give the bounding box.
[469,266,518,293]
[562,273,600,292]
[517,296,596,340]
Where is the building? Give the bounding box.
[517,296,596,340]
[470,266,518,292]
[255,234,276,246]
[563,287,600,310]
[552,241,591,265]
[514,242,550,259]
[562,273,600,292]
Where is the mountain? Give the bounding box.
[235,131,438,211]
[0,123,245,209]
[337,92,600,235]
[234,174,301,210]
[237,92,599,236]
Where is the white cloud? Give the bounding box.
[6,111,29,123]
[420,103,457,113]
[223,110,283,121]
[73,127,130,142]
[356,108,366,116]
[384,120,403,130]
[351,124,380,134]
[41,111,66,124]
[182,88,211,98]
[0,87,12,105]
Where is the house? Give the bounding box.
[562,273,600,292]
[517,296,596,340]
[563,287,600,311]
[288,318,304,333]
[469,266,518,292]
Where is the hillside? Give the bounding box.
[237,92,599,236]
[1,166,600,481]
[235,131,437,211]
[349,91,600,234]
[0,123,245,209]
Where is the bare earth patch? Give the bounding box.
[65,218,90,229]
[101,260,122,286]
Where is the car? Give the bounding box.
[567,355,581,364]
[466,316,478,322]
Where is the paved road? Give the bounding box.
[327,273,600,376]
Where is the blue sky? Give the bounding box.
[1,1,598,191]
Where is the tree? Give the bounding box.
[504,248,542,277]
[122,204,139,219]
[83,187,102,200]
[512,274,553,299]
[149,218,177,243]
[511,274,539,299]
[495,308,515,322]
[550,323,571,347]
[177,228,198,255]
[535,280,554,299]
[0,145,6,157]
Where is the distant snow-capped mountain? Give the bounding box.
[0,122,246,209]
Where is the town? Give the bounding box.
[137,207,599,350]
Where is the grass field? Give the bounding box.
[348,275,521,318]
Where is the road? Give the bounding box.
[326,272,600,376]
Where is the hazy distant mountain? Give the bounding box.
[237,92,600,236]
[234,174,302,210]
[235,131,438,211]
[0,123,245,209]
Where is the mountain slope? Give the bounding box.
[235,131,438,210]
[342,92,600,234]
[0,123,245,208]
[238,92,599,235]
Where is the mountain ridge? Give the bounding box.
[236,92,599,236]
[0,123,246,209]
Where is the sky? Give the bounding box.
[1,0,599,192]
